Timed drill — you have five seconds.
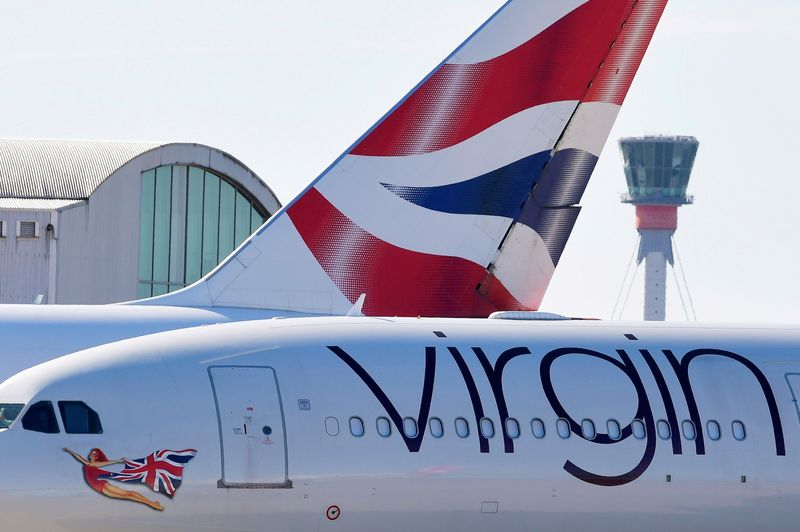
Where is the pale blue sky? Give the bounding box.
[2,1,798,322]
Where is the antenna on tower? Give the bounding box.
[619,136,699,321]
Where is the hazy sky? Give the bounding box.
[3,1,798,323]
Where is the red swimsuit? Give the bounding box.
[82,464,110,493]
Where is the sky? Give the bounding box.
[2,1,799,323]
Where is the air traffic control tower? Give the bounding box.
[620,136,699,320]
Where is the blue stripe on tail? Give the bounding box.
[382,151,551,219]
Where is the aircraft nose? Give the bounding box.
[0,427,91,530]
[0,428,38,527]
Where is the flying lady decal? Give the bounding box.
[64,447,197,511]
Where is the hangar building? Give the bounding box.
[0,139,280,304]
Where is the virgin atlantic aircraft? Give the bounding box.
[0,0,662,380]
[0,315,795,531]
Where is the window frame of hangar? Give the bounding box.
[138,165,269,298]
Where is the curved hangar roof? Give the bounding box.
[0,138,280,213]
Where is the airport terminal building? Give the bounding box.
[0,139,280,304]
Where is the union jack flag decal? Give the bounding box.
[104,449,197,498]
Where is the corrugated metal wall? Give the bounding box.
[0,210,53,303]
[56,169,140,304]
[0,139,159,199]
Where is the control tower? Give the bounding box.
[620,136,699,321]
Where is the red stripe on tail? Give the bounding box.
[351,0,630,157]
[287,188,526,317]
[585,0,669,104]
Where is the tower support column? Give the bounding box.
[635,224,676,322]
[643,250,667,321]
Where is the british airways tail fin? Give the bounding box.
[148,0,669,317]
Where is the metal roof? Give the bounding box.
[0,198,83,211]
[0,139,161,200]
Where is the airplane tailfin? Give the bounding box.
[148,0,669,317]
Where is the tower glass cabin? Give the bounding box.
[620,136,698,321]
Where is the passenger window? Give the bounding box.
[657,420,671,440]
[376,417,392,438]
[21,401,59,434]
[505,418,520,439]
[581,419,596,440]
[607,419,621,441]
[632,419,646,440]
[429,417,444,438]
[455,417,470,438]
[349,416,365,437]
[732,420,746,441]
[324,416,339,436]
[0,403,24,429]
[403,417,418,438]
[531,418,546,439]
[556,418,570,439]
[480,418,495,439]
[58,401,103,434]
[681,420,696,441]
[706,420,721,441]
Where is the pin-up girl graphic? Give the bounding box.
[63,448,164,511]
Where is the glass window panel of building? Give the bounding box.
[152,166,173,296]
[138,165,269,298]
[138,170,156,299]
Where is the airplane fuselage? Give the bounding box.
[0,317,798,531]
[0,304,292,380]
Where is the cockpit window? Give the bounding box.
[58,401,103,434]
[21,401,60,433]
[0,404,24,429]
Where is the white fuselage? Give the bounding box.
[0,317,798,531]
[0,304,294,380]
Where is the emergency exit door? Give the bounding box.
[209,366,290,488]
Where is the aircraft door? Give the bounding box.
[209,366,290,488]
[786,373,800,423]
